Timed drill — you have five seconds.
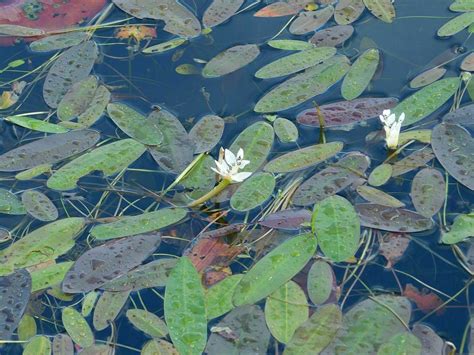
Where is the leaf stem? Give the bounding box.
[187,178,231,208]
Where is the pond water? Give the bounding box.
[0,0,473,354]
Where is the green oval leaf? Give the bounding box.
[0,188,25,215]
[62,307,94,348]
[377,332,422,355]
[274,117,299,143]
[126,309,169,338]
[30,262,73,292]
[188,115,225,154]
[5,115,69,133]
[24,336,51,355]
[82,292,99,317]
[307,260,336,305]
[356,185,405,208]
[342,48,380,100]
[438,12,474,36]
[142,38,187,54]
[267,40,314,51]
[441,212,474,244]
[18,314,37,343]
[363,0,396,23]
[368,163,393,186]
[230,173,275,212]
[203,44,260,78]
[411,168,445,218]
[206,275,243,320]
[93,290,130,331]
[21,190,58,221]
[29,32,88,52]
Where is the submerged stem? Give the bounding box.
[187,178,231,208]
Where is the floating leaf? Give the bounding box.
[342,48,380,100]
[188,115,225,153]
[307,260,336,305]
[0,269,31,340]
[255,2,298,17]
[91,208,187,240]
[267,39,314,50]
[391,148,435,177]
[438,12,474,36]
[93,290,130,331]
[58,76,99,122]
[255,47,336,79]
[112,0,201,37]
[206,275,243,320]
[289,6,334,35]
[432,123,474,190]
[0,218,85,275]
[77,85,111,127]
[312,195,360,262]
[206,305,270,354]
[82,292,99,317]
[62,234,160,293]
[335,0,365,24]
[30,262,73,292]
[379,233,411,268]
[229,121,274,172]
[378,332,422,355]
[392,78,460,126]
[142,339,179,355]
[106,103,163,145]
[0,129,100,172]
[451,0,474,12]
[443,104,474,126]
[398,129,432,145]
[441,212,474,244]
[410,168,445,218]
[21,190,58,221]
[357,185,405,208]
[29,32,88,52]
[356,204,434,232]
[233,233,317,306]
[230,173,275,212]
[297,97,398,127]
[203,44,260,78]
[142,38,187,54]
[47,139,146,191]
[309,25,354,47]
[265,281,308,344]
[284,304,342,355]
[52,334,74,354]
[403,284,444,315]
[175,63,201,75]
[461,53,474,72]
[164,257,207,355]
[4,115,69,133]
[0,24,44,36]
[148,109,194,174]
[203,0,244,28]
[264,142,343,173]
[180,155,216,198]
[413,324,446,355]
[410,67,446,89]
[43,41,99,108]
[62,307,94,348]
[259,209,312,230]
[15,164,52,181]
[274,117,299,143]
[255,56,350,112]
[127,309,169,338]
[368,163,392,186]
[0,188,25,215]
[18,314,36,343]
[24,336,51,355]
[363,0,395,23]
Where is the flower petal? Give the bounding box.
[231,171,252,183]
[224,149,236,166]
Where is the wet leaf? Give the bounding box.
[443,103,474,126]
[47,139,146,191]
[377,332,422,355]
[148,109,194,174]
[410,67,446,89]
[29,32,88,52]
[265,280,308,343]
[410,168,445,218]
[363,0,395,23]
[0,188,25,215]
[81,291,99,317]
[93,290,130,331]
[188,115,225,153]
[368,163,392,186]
[259,209,312,230]
[126,309,169,338]
[342,48,380,100]
[357,185,405,208]
[62,307,94,348]
[403,284,444,314]
[180,155,216,198]
[0,269,31,340]
[307,260,336,304]
[229,121,274,172]
[392,78,460,126]
[274,117,299,143]
[441,212,474,244]
[461,53,474,71]
[0,24,44,36]
[0,129,100,172]
[413,324,445,355]
[203,0,244,28]
[202,44,260,78]
[142,339,179,355]
[398,129,432,145]
[0,218,85,275]
[451,0,474,12]
[297,97,398,127]
[43,41,99,108]
[438,12,474,36]
[30,262,73,292]
[356,204,434,232]
[233,233,317,306]
[175,63,201,75]
[90,208,187,240]
[391,148,435,177]
[255,47,336,79]
[267,40,314,50]
[4,115,69,133]
[112,0,201,37]
[379,233,411,268]
[254,56,350,113]
[15,164,52,181]
[206,275,243,320]
[77,85,111,127]
[21,190,58,221]
[312,195,360,262]
[289,6,334,35]
[24,336,51,355]
[142,38,187,54]
[206,305,270,354]
[255,2,298,17]
[432,123,474,190]
[164,257,207,355]
[18,314,36,343]
[81,345,114,355]
[335,0,365,24]
[52,333,75,355]
[230,173,275,212]
[264,142,343,173]
[58,76,99,122]
[62,234,160,293]
[309,25,354,47]
[284,304,342,355]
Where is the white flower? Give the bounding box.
[379,109,405,149]
[211,147,252,183]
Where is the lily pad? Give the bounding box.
[62,233,161,293]
[203,44,260,78]
[24,336,51,355]
[17,314,36,343]
[378,332,422,355]
[0,188,25,215]
[203,0,244,28]
[342,48,380,100]
[309,25,354,47]
[357,185,405,208]
[410,67,447,89]
[62,307,94,348]
[126,309,169,338]
[368,163,392,186]
[363,0,395,23]
[413,324,447,354]
[335,0,365,24]
[29,32,88,52]
[82,292,99,317]
[259,209,312,230]
[391,148,435,177]
[230,173,275,212]
[52,334,74,355]
[142,339,179,355]
[274,117,299,143]
[206,274,243,320]
[289,6,334,35]
[21,190,58,221]
[4,115,69,133]
[30,261,73,292]
[142,38,187,54]
[58,76,99,122]
[438,12,474,36]
[267,40,314,50]
[307,260,336,305]
[93,290,130,331]
[410,168,445,218]
[441,212,474,244]
[188,115,225,153]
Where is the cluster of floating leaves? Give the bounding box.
[0,0,473,354]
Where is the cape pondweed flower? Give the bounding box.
[379,109,405,150]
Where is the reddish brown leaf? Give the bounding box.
[254,2,298,17]
[403,284,444,315]
[378,233,411,268]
